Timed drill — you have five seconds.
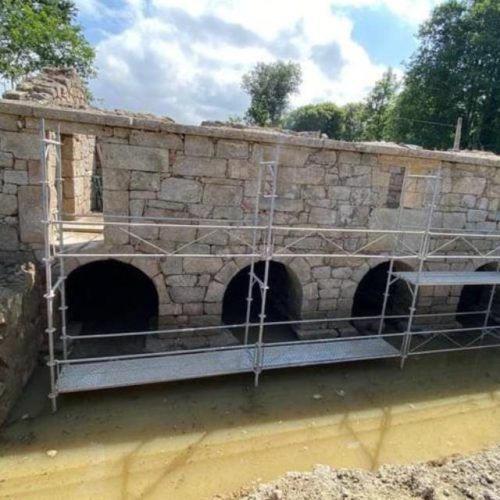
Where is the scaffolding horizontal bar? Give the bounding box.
[53,216,500,241]
[394,271,500,286]
[53,251,500,261]
[42,138,62,146]
[56,338,399,393]
[66,309,488,341]
[406,174,439,179]
[54,218,428,235]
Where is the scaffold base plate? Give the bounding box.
[56,338,400,393]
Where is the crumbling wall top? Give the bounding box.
[2,68,88,108]
[0,97,499,168]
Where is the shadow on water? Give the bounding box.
[0,349,499,499]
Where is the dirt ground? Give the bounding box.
[223,446,500,500]
[1,349,498,499]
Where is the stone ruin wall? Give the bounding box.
[0,260,42,426]
[3,68,88,107]
[1,69,500,422]
[96,130,500,330]
[1,99,500,338]
[0,69,92,247]
[0,69,88,424]
[61,133,96,217]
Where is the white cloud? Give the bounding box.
[85,0,443,124]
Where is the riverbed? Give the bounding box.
[0,349,499,499]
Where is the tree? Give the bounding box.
[282,70,399,142]
[362,68,400,141]
[390,0,500,152]
[241,61,302,127]
[0,0,95,86]
[340,102,365,141]
[284,102,344,138]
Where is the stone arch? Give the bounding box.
[351,260,414,333]
[66,255,166,307]
[456,262,500,327]
[222,260,303,324]
[66,259,159,336]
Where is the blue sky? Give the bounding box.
[342,6,418,67]
[74,0,443,124]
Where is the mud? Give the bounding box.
[0,349,499,499]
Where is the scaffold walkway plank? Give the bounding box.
[261,337,399,369]
[57,348,255,393]
[394,271,500,286]
[56,338,399,393]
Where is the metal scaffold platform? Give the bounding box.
[56,337,400,393]
[395,271,500,286]
[39,119,500,411]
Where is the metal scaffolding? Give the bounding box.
[39,120,500,411]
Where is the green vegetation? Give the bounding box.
[241,61,302,127]
[390,0,500,152]
[284,70,399,141]
[284,102,344,139]
[245,1,499,153]
[0,0,95,85]
[363,68,399,141]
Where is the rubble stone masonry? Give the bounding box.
[1,96,500,333]
[0,260,42,425]
[0,69,89,424]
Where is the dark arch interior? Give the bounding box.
[222,261,302,325]
[351,262,413,333]
[457,263,500,327]
[67,260,159,353]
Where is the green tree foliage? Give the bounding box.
[241,61,302,126]
[341,102,365,141]
[0,0,96,85]
[362,68,400,141]
[284,102,344,138]
[390,0,500,152]
[283,71,399,141]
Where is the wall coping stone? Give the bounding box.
[1,99,499,167]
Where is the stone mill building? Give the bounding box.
[1,69,499,417]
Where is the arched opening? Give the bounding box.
[66,260,159,356]
[222,261,302,342]
[351,261,413,333]
[457,263,500,328]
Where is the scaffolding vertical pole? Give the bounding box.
[54,126,69,360]
[378,167,410,335]
[40,119,58,412]
[481,261,500,333]
[254,148,279,387]
[243,153,264,346]
[400,169,441,368]
[453,117,463,151]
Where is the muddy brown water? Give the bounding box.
[0,349,499,499]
